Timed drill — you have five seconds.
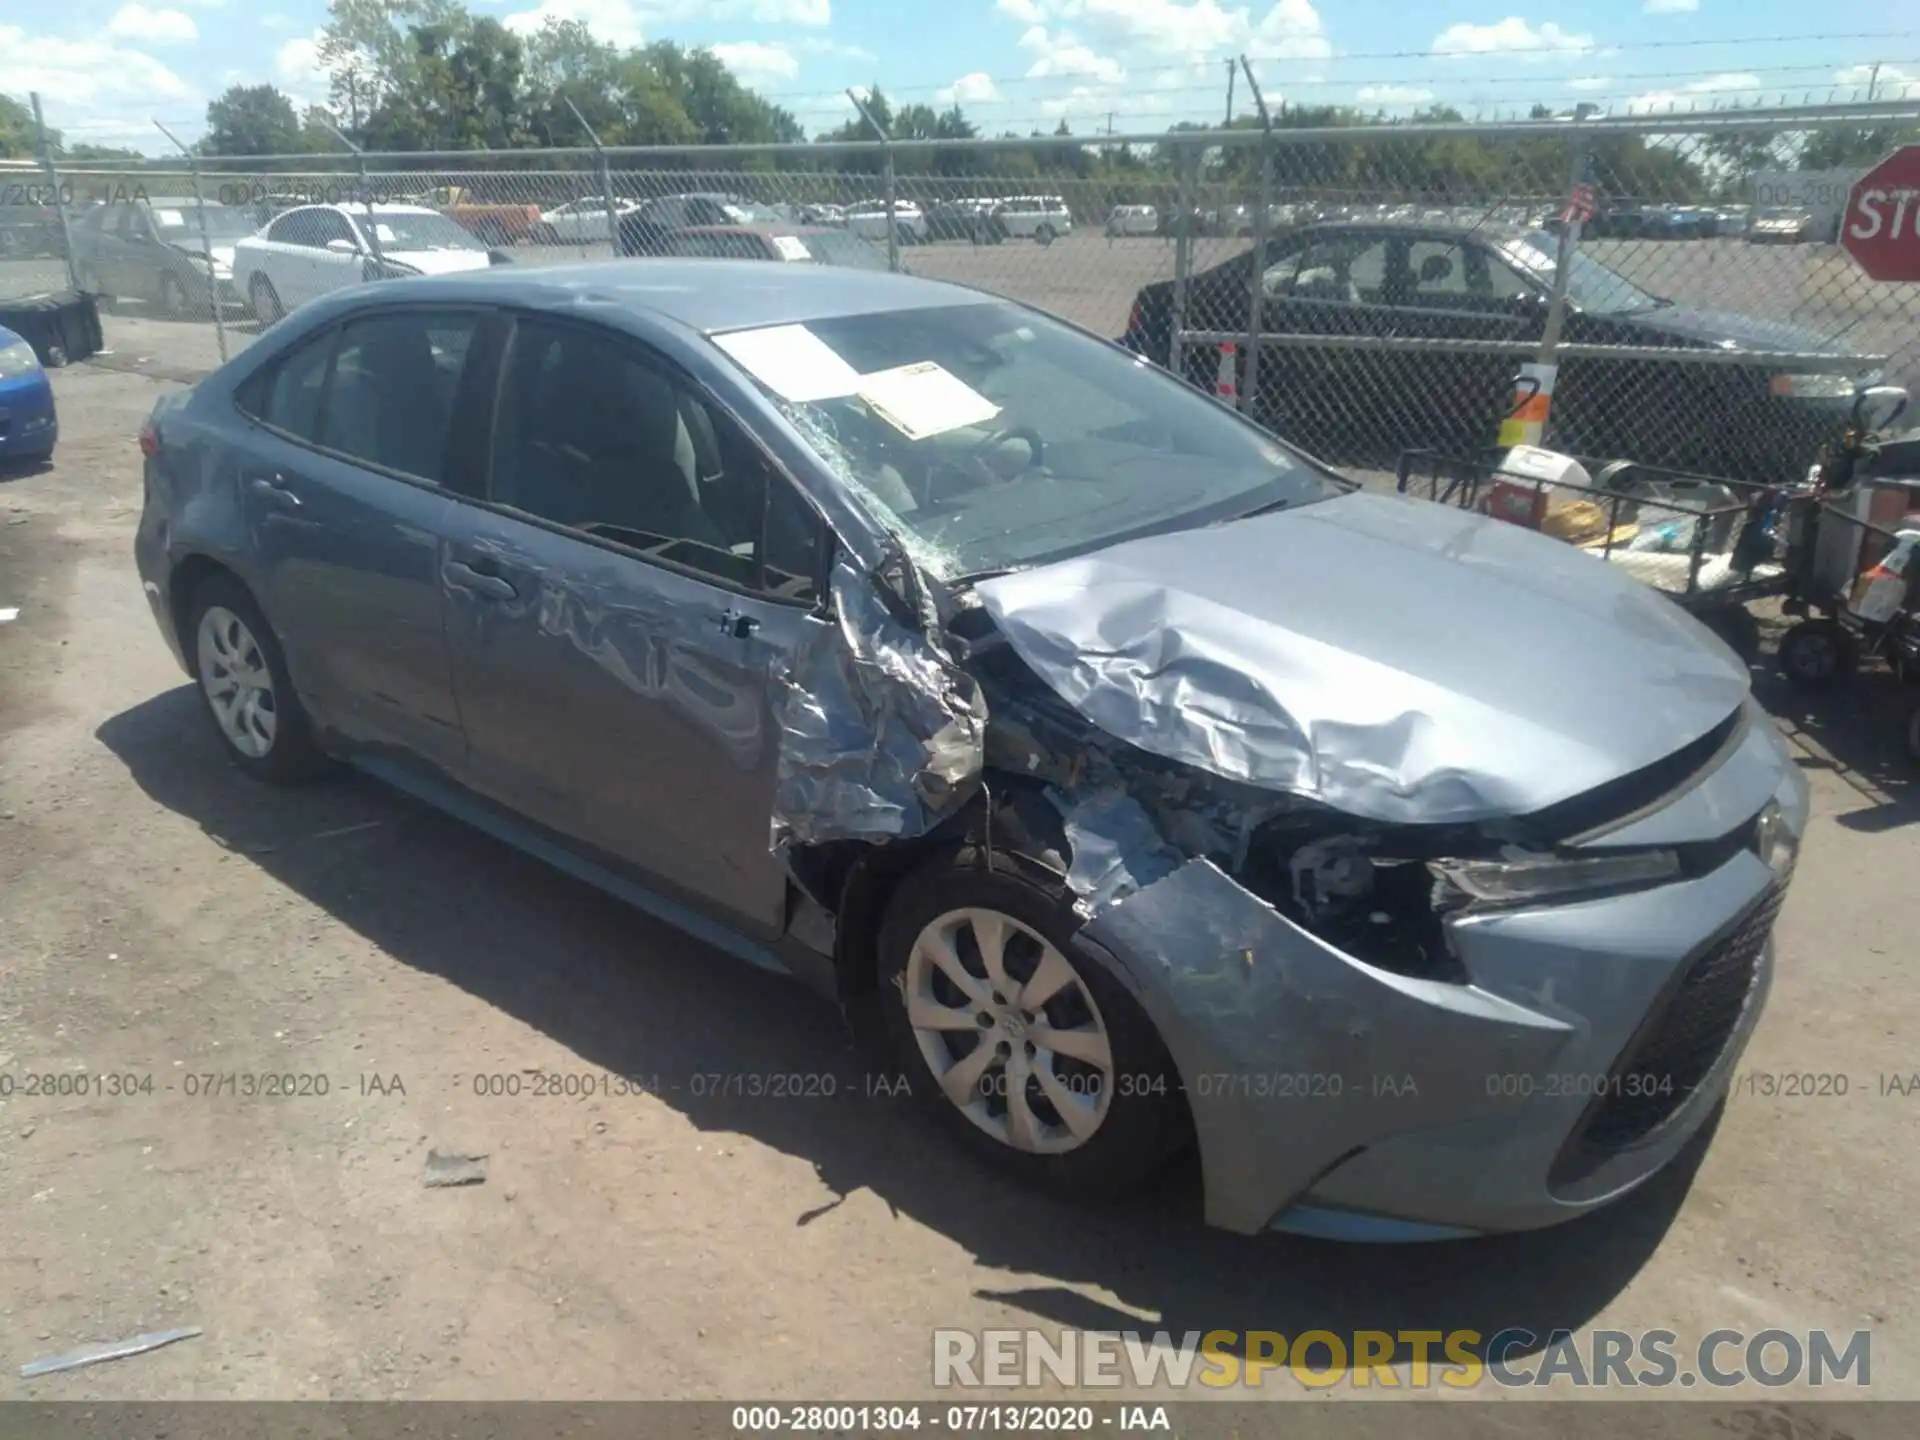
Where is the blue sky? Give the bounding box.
[4,0,1913,154]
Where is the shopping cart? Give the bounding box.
[1396,446,1817,661]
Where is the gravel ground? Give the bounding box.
[0,346,1917,1413]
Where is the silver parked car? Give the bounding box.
[134,261,1806,1240]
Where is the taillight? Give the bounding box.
[138,422,159,457]
[1126,298,1143,336]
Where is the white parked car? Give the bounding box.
[536,197,641,243]
[233,204,502,323]
[843,199,928,242]
[1105,204,1158,237]
[997,195,1074,240]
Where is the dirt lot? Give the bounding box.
[1,360,1918,1410]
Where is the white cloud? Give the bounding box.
[1019,26,1126,82]
[1356,83,1434,105]
[1834,62,1918,97]
[796,36,876,61]
[711,40,800,82]
[997,0,1045,19]
[1253,0,1331,59]
[1567,75,1610,91]
[504,0,645,47]
[260,13,296,29]
[274,31,334,107]
[0,23,196,154]
[1624,71,1764,112]
[1431,18,1593,61]
[1642,0,1697,10]
[937,72,1005,105]
[752,0,828,22]
[105,4,198,45]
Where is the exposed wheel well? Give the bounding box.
[166,553,243,661]
[816,775,1072,1002]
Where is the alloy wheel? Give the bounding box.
[196,605,279,759]
[901,906,1114,1155]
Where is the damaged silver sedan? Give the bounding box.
[134,260,1807,1240]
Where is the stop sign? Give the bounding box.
[1841,146,1920,282]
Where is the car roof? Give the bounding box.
[1289,218,1531,243]
[360,258,988,333]
[674,223,839,237]
[283,203,440,216]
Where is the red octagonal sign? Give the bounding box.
[1842,146,1920,282]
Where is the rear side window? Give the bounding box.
[235,310,478,482]
[318,312,478,482]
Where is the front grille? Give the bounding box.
[1556,885,1782,1177]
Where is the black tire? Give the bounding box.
[185,573,334,784]
[876,846,1188,1201]
[159,272,185,320]
[1034,224,1055,245]
[1778,619,1857,690]
[248,274,283,326]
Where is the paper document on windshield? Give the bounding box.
[152,210,185,228]
[771,235,813,262]
[855,361,1001,441]
[713,324,862,403]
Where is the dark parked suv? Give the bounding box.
[1122,220,1877,480]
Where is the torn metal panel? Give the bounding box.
[1082,857,1572,1234]
[974,489,1750,825]
[1049,787,1183,917]
[770,557,985,852]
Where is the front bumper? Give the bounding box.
[0,372,57,458]
[1080,711,1808,1238]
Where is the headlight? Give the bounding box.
[0,338,43,380]
[1753,801,1799,879]
[1771,372,1859,399]
[1431,847,1679,906]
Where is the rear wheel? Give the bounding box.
[877,848,1187,1199]
[1779,619,1857,689]
[158,272,186,320]
[1034,223,1055,245]
[187,574,333,783]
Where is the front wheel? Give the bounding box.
[877,848,1187,1199]
[188,574,333,783]
[1778,618,1857,689]
[248,273,284,325]
[159,272,186,320]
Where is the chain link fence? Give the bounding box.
[22,99,1920,485]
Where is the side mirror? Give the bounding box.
[325,238,358,255]
[1856,385,1909,435]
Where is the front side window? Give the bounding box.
[712,300,1337,582]
[488,318,777,590]
[314,311,479,482]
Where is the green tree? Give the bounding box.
[361,16,527,150]
[1799,124,1917,170]
[0,94,47,159]
[203,84,305,156]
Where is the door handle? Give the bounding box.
[443,561,517,602]
[716,608,759,640]
[246,473,301,508]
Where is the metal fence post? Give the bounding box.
[1168,141,1196,383]
[847,89,899,273]
[153,119,228,364]
[1534,112,1593,448]
[319,121,386,280]
[564,98,621,258]
[30,94,81,295]
[1238,56,1276,417]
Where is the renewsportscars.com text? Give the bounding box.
[931,1328,1872,1390]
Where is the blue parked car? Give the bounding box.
[134,262,1805,1239]
[0,324,58,465]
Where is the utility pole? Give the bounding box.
[1867,61,1882,101]
[1224,58,1236,125]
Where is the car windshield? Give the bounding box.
[368,213,485,251]
[797,231,888,270]
[713,300,1338,581]
[721,200,784,223]
[152,205,255,243]
[1502,232,1661,313]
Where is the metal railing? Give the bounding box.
[15,95,1919,485]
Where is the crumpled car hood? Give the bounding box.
[973,488,1749,826]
